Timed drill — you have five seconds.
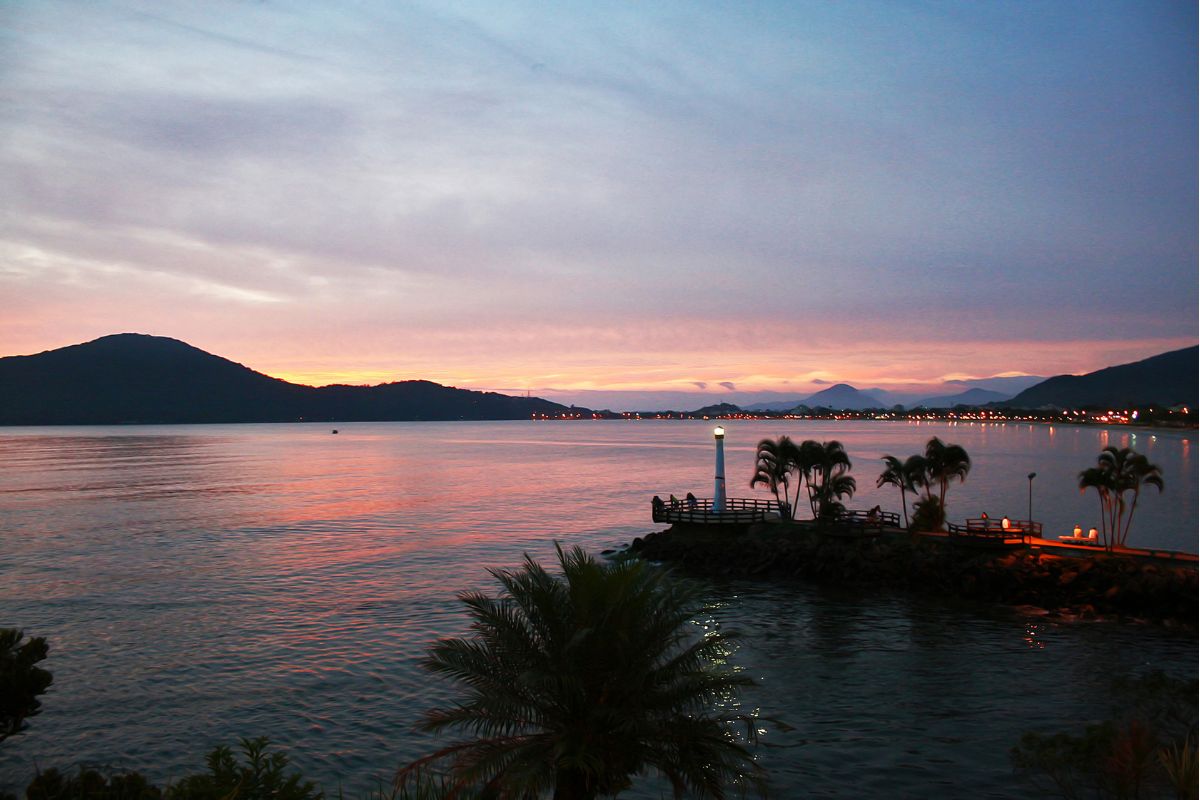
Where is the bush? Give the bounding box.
[25,768,162,800]
[168,738,321,800]
[0,628,53,743]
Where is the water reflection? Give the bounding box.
[0,421,1194,798]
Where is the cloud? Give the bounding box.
[719,381,736,391]
[0,2,1194,389]
[811,378,832,385]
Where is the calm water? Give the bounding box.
[0,420,1195,797]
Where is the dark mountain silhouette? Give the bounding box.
[1003,346,1198,409]
[0,334,572,425]
[688,402,742,416]
[799,383,884,410]
[909,388,1011,409]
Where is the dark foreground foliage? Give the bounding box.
[9,739,321,800]
[0,629,53,744]
[398,544,766,800]
[1011,672,1198,799]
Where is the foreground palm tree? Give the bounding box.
[1079,446,1164,550]
[398,545,765,800]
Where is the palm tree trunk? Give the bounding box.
[553,769,596,800]
[1124,488,1142,548]
[898,486,909,529]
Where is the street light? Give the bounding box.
[1027,472,1037,523]
[713,426,727,513]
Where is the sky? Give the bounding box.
[2,1,1196,409]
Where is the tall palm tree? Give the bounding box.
[877,455,912,529]
[1120,450,1164,546]
[398,545,765,800]
[796,439,826,519]
[923,437,971,508]
[1079,447,1164,550]
[805,441,854,521]
[750,436,797,519]
[1078,465,1116,549]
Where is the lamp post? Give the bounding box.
[713,426,727,513]
[1027,472,1036,523]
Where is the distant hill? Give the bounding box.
[1003,346,1198,409]
[743,399,805,412]
[688,402,742,416]
[0,334,572,425]
[910,388,1011,409]
[800,383,885,410]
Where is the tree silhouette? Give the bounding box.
[877,455,917,529]
[399,545,765,800]
[0,628,53,744]
[907,438,970,531]
[805,440,855,521]
[750,436,799,519]
[1079,447,1164,550]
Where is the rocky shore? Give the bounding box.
[626,524,1198,628]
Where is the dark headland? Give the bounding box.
[627,523,1197,628]
[0,334,572,425]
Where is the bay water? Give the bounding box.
[0,420,1195,796]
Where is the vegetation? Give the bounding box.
[398,544,765,800]
[169,738,322,800]
[1078,446,1165,550]
[748,437,856,522]
[903,437,971,531]
[0,628,53,744]
[1012,672,1197,799]
[750,435,798,519]
[17,739,322,800]
[876,454,923,530]
[802,440,856,521]
[24,768,163,800]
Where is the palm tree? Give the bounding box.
[877,455,913,529]
[796,439,826,519]
[750,436,797,519]
[924,437,971,509]
[1120,450,1164,546]
[398,545,765,800]
[1078,465,1116,549]
[906,439,969,532]
[1079,447,1164,550]
[805,441,855,521]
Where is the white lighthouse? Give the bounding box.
[712,426,727,513]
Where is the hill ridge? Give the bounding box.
[0,334,570,425]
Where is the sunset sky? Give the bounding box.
[3,2,1196,408]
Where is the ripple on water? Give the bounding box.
[0,422,1195,796]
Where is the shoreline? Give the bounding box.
[625,523,1198,629]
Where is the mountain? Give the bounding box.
[688,402,742,416]
[945,375,1044,394]
[909,388,1012,409]
[743,399,804,412]
[1003,346,1198,409]
[0,334,571,424]
[800,383,885,410]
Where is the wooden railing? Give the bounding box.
[651,497,783,525]
[947,517,1040,546]
[828,509,902,531]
